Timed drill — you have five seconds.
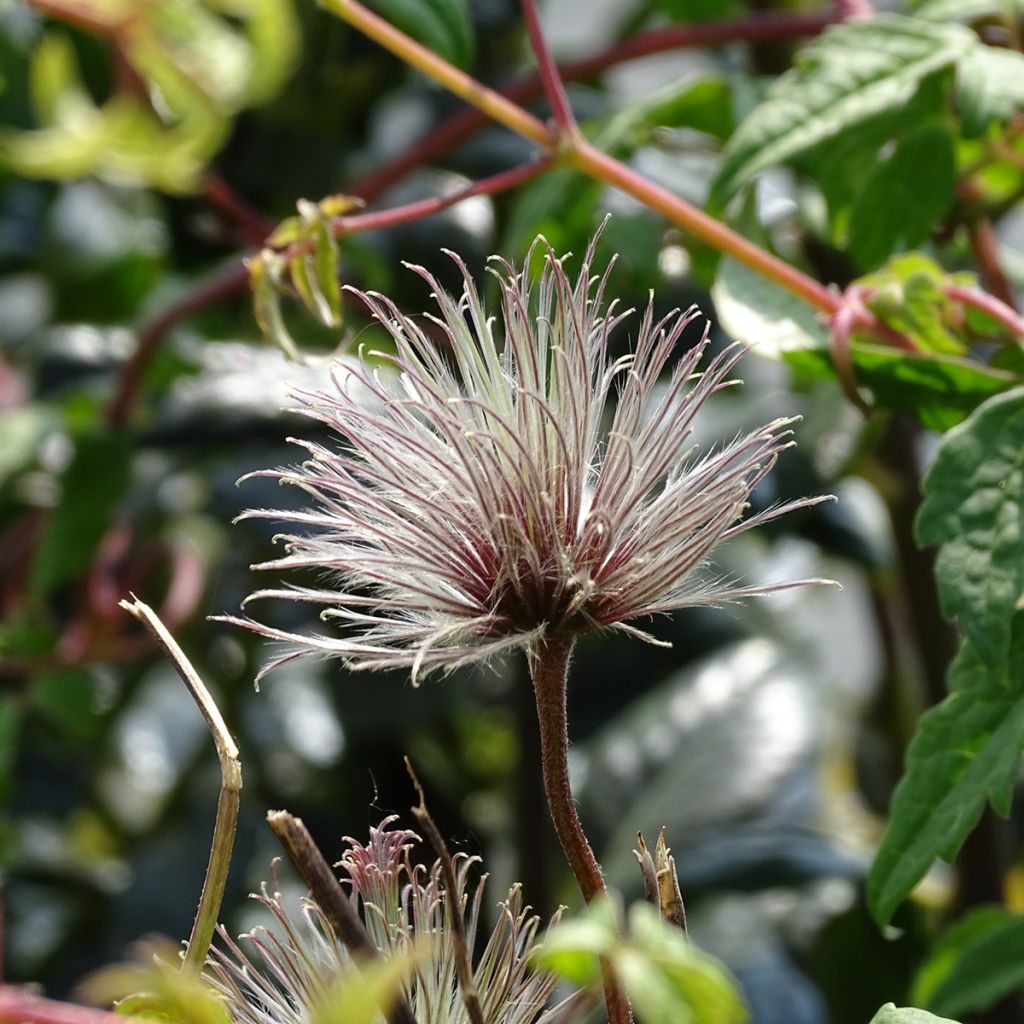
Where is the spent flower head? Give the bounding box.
[224,233,829,681]
[207,817,568,1024]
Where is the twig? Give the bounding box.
[265,811,419,1024]
[404,759,486,1024]
[106,260,250,427]
[203,172,275,247]
[967,218,1019,312]
[946,284,1024,340]
[346,10,839,202]
[520,0,581,143]
[0,990,123,1024]
[118,596,242,974]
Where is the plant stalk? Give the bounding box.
[529,634,633,1024]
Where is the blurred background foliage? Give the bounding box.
[1,0,1024,1022]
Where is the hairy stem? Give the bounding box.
[529,634,633,1024]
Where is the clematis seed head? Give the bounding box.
[221,232,831,682]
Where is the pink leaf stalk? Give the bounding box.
[221,233,832,683]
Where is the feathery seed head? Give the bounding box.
[224,233,829,682]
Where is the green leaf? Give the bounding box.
[362,0,474,67]
[711,16,972,205]
[250,251,303,361]
[867,629,1024,925]
[712,257,1019,429]
[29,428,134,597]
[32,668,100,743]
[535,900,747,1024]
[869,1005,961,1024]
[621,904,748,1024]
[848,124,955,270]
[914,0,1023,20]
[916,387,1024,666]
[862,254,966,354]
[711,255,829,357]
[912,907,1024,1017]
[955,46,1024,136]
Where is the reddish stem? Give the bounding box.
[968,218,1019,312]
[105,157,553,426]
[203,172,275,247]
[348,10,839,202]
[947,284,1024,340]
[520,0,581,143]
[106,260,250,427]
[0,990,122,1024]
[529,634,632,1024]
[572,139,841,315]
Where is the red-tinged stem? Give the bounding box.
[0,990,122,1024]
[570,140,841,315]
[529,634,632,1024]
[834,0,874,17]
[105,157,553,426]
[520,0,582,144]
[947,284,1024,341]
[106,260,250,427]
[347,10,839,201]
[320,0,555,150]
[968,218,1019,312]
[203,172,275,246]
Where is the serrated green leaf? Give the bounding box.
[711,16,973,205]
[955,46,1024,137]
[868,628,1024,924]
[29,429,134,597]
[916,387,1024,665]
[869,1005,961,1024]
[912,907,1024,1017]
[848,124,955,270]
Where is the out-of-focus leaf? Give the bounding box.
[916,387,1024,666]
[848,124,955,270]
[869,1005,961,1024]
[250,251,302,361]
[711,256,829,356]
[914,0,1022,20]
[0,405,53,485]
[711,16,972,205]
[335,0,474,67]
[868,630,1024,924]
[79,939,231,1024]
[713,257,1018,429]
[955,46,1024,137]
[861,254,965,354]
[29,428,134,597]
[311,945,423,1024]
[789,346,1016,432]
[535,900,748,1024]
[0,697,21,802]
[32,668,99,743]
[912,907,1024,1017]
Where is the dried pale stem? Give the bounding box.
[266,810,419,1024]
[529,635,633,1024]
[118,596,241,974]
[405,760,486,1024]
